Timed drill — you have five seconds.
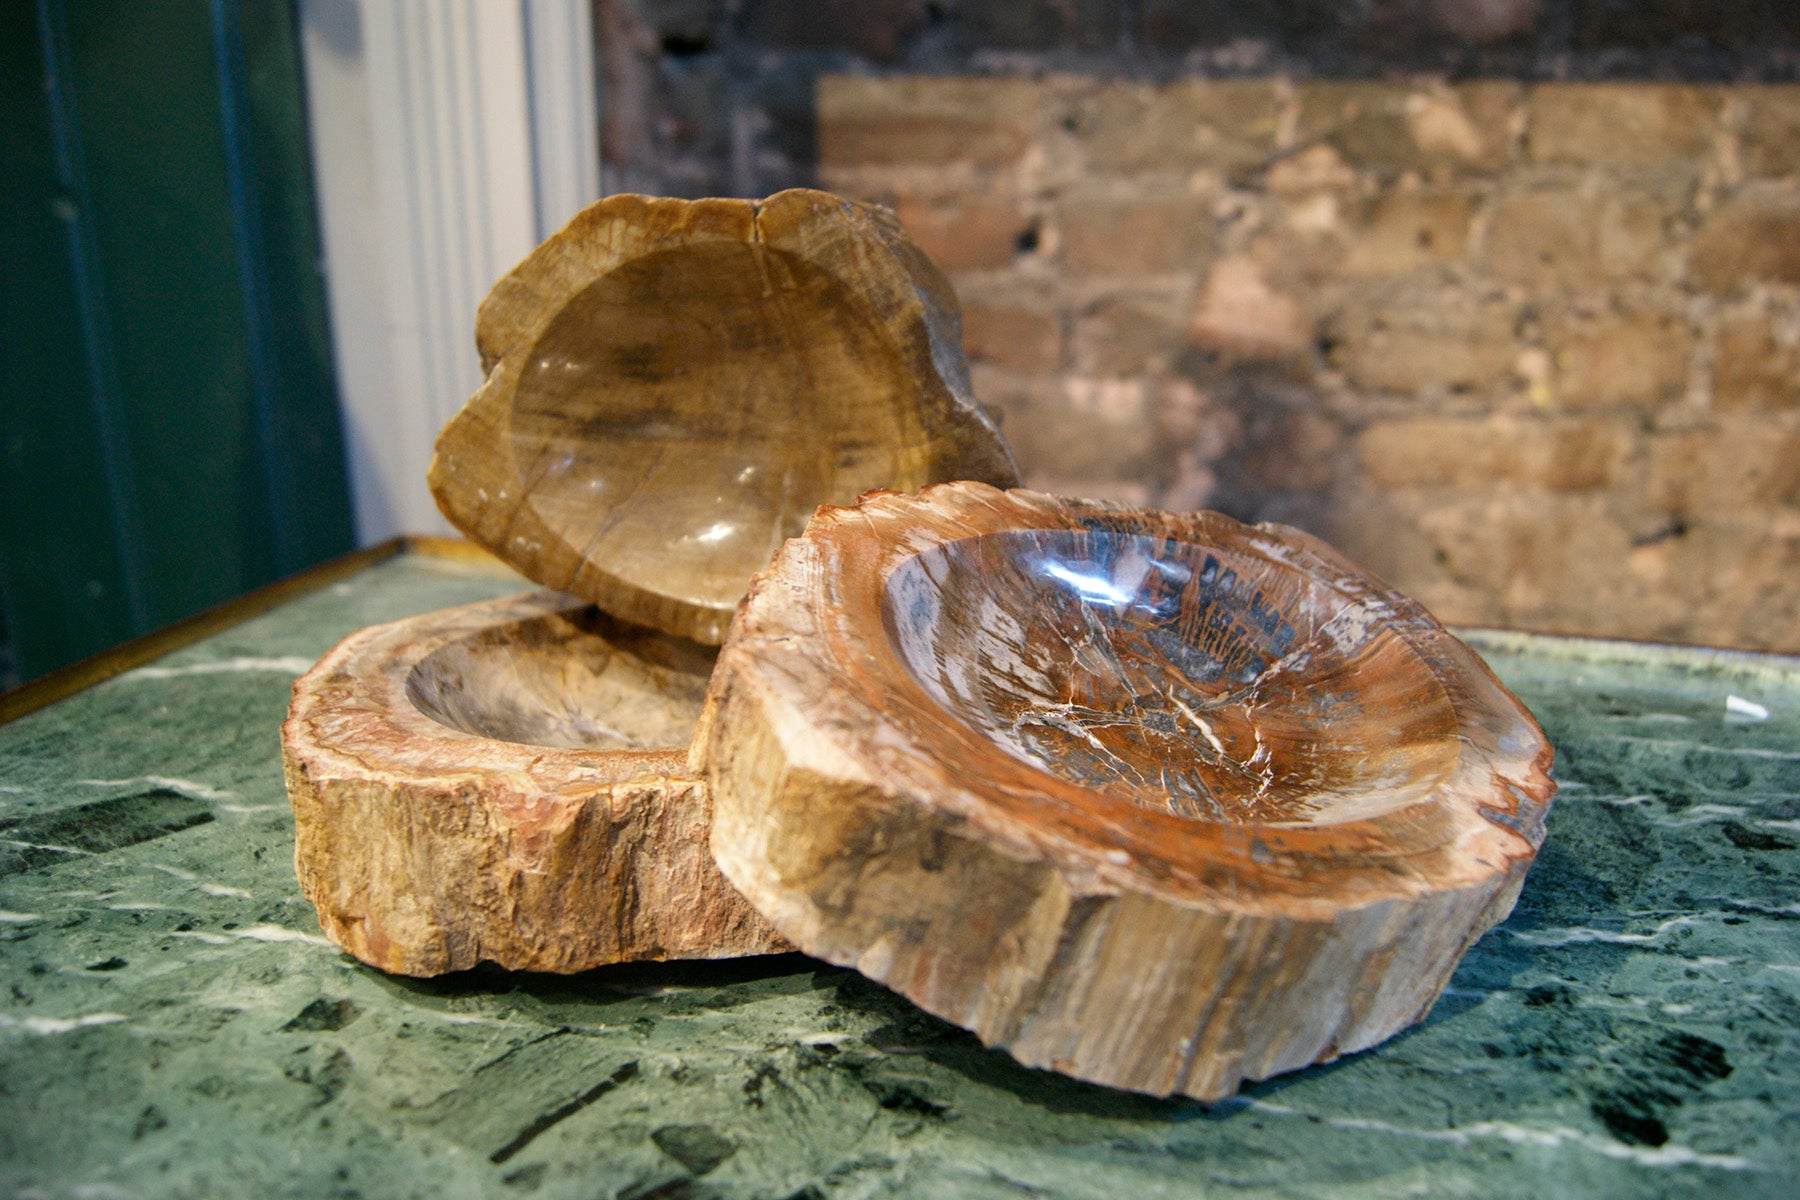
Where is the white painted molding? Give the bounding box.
[524,0,602,241]
[299,0,600,541]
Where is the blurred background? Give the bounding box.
[4,0,1798,690]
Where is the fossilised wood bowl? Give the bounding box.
[428,188,1019,645]
[694,482,1556,1101]
[284,591,787,977]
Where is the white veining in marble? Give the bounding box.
[1247,1101,1755,1171]
[172,924,333,948]
[76,777,238,803]
[1,838,93,858]
[1511,915,1701,946]
[0,1012,127,1036]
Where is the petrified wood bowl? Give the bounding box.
[428,187,1019,645]
[694,482,1556,1101]
[284,591,786,976]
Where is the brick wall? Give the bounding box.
[818,78,1800,650]
[600,1,1800,199]
[597,2,1800,651]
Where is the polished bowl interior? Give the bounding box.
[509,242,924,612]
[406,604,715,751]
[882,528,1464,827]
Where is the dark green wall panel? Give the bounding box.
[0,0,354,686]
[0,0,144,682]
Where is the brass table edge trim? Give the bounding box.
[0,536,508,726]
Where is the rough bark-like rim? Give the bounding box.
[284,590,786,976]
[695,482,1556,1099]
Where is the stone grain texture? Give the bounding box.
[429,188,1017,645]
[0,548,1795,1196]
[694,485,1554,1101]
[283,591,787,976]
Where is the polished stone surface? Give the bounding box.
[429,190,1019,645]
[0,548,1795,1198]
[884,526,1474,826]
[406,600,715,752]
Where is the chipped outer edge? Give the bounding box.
[695,482,1556,1100]
[282,590,788,976]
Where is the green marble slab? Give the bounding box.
[0,549,1795,1199]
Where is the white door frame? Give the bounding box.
[298,0,600,541]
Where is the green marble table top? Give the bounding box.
[0,546,1796,1199]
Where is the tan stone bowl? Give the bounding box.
[694,482,1557,1101]
[283,591,786,976]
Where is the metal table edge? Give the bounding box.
[0,536,504,726]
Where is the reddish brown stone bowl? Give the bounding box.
[694,481,1556,1100]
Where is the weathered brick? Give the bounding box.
[1523,417,1634,489]
[816,76,1040,167]
[1295,81,1519,179]
[1313,485,1463,602]
[1483,187,1666,285]
[952,0,1121,51]
[1057,189,1213,277]
[1233,409,1343,493]
[1155,377,1238,456]
[1136,0,1340,51]
[1646,415,1800,516]
[1072,297,1184,376]
[961,302,1063,374]
[1715,315,1800,409]
[1341,188,1474,275]
[1553,309,1693,408]
[1654,519,1800,654]
[1688,196,1800,293]
[1353,414,1632,490]
[1415,491,1635,624]
[1188,256,1312,362]
[1328,294,1517,395]
[1570,0,1800,52]
[1072,81,1282,176]
[1643,429,1707,514]
[1424,0,1544,43]
[1411,82,1522,170]
[1739,86,1800,178]
[891,192,1033,273]
[1264,145,1359,196]
[1526,83,1719,169]
[799,71,1800,653]
[640,0,729,44]
[1354,418,1465,488]
[738,0,926,59]
[975,367,1158,484]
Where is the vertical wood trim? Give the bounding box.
[34,0,149,630]
[354,3,446,539]
[302,0,591,541]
